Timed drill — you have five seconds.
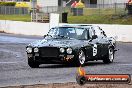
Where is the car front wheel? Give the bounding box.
[28,57,40,68]
[103,48,114,64]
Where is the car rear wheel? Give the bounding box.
[76,50,86,66]
[103,48,114,64]
[28,57,40,68]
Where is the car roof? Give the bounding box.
[55,25,93,29]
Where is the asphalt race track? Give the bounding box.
[0,33,132,87]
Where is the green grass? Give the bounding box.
[68,15,132,25]
[0,14,132,25]
[64,7,132,25]
[64,7,127,16]
[0,14,31,22]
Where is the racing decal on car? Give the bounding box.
[93,44,97,56]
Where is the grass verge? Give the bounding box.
[0,14,132,25]
[0,14,31,22]
[68,15,132,25]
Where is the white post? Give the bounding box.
[49,13,59,29]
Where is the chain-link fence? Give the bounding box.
[0,3,128,16]
[0,3,127,22]
[38,3,127,16]
[66,3,127,16]
[31,3,128,22]
[0,6,29,15]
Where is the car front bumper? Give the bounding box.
[27,53,75,64]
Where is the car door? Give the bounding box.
[85,27,99,60]
[90,27,104,58]
[93,26,109,57]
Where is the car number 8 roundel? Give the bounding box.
[93,44,97,56]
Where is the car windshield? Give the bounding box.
[47,27,89,40]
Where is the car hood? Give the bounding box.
[29,38,89,48]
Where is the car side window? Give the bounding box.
[76,28,88,40]
[67,28,76,38]
[48,28,57,35]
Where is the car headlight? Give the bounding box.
[34,47,39,53]
[26,47,32,53]
[60,48,65,53]
[66,48,72,54]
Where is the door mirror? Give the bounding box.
[92,35,98,39]
[43,35,47,38]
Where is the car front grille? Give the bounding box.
[39,47,59,57]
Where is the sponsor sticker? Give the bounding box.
[76,67,131,85]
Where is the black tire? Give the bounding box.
[75,50,86,67]
[103,48,114,64]
[28,57,40,68]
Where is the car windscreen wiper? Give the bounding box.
[56,35,70,39]
[46,34,53,37]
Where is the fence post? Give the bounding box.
[114,3,117,15]
[52,7,55,12]
[14,6,15,14]
[0,6,1,14]
[4,6,6,15]
[36,13,38,22]
[8,6,10,15]
[124,3,127,15]
[31,12,32,21]
[47,6,48,13]
[99,4,101,16]
[77,8,78,16]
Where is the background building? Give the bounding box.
[97,0,128,4]
[64,0,128,6]
[0,0,129,7]
[0,0,30,1]
[37,0,59,7]
[0,0,129,6]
